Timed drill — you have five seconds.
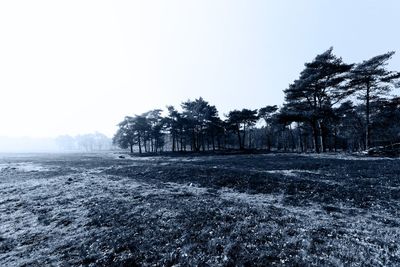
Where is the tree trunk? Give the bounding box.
[320,122,327,153]
[192,130,196,151]
[317,121,324,153]
[212,132,215,151]
[242,124,246,150]
[202,134,205,152]
[172,134,175,152]
[288,125,296,152]
[334,126,338,152]
[236,124,242,150]
[248,129,252,149]
[298,123,303,153]
[138,134,142,154]
[180,133,183,152]
[312,121,320,153]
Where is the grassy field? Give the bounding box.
[1,152,400,266]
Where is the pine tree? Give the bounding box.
[258,105,278,150]
[227,109,258,150]
[348,51,400,149]
[113,116,137,153]
[283,47,353,153]
[181,97,219,151]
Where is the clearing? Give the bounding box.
[0,153,399,266]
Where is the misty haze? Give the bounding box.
[1,1,400,266]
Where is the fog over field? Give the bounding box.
[0,134,113,153]
[0,137,58,153]
[1,1,400,139]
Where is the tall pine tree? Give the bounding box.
[283,47,353,153]
[348,51,400,149]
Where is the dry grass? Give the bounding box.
[1,153,399,266]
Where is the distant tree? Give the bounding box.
[76,134,95,152]
[92,132,112,150]
[226,110,243,150]
[331,101,364,151]
[206,116,225,151]
[370,97,400,146]
[258,105,278,150]
[227,109,258,150]
[165,106,181,152]
[348,51,400,149]
[55,135,76,151]
[181,97,219,151]
[142,109,165,152]
[56,133,111,152]
[114,108,168,154]
[134,115,150,154]
[274,107,301,152]
[113,116,137,153]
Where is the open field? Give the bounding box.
[1,152,400,266]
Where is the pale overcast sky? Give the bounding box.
[0,0,399,138]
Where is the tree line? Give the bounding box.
[113,48,400,154]
[56,132,113,152]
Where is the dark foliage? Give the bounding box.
[113,48,400,155]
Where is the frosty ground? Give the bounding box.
[0,153,399,266]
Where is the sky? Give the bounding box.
[0,0,399,138]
